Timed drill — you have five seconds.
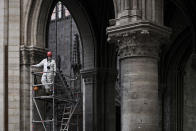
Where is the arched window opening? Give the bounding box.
[48,1,82,76]
[32,1,83,131]
[50,2,71,21]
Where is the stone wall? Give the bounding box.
[47,16,80,75]
[0,0,8,130]
[184,57,196,131]
[8,0,21,130]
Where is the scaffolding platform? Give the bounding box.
[32,71,81,131]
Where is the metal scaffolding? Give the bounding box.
[32,71,81,131]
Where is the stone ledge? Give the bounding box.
[20,45,47,65]
[107,20,171,41]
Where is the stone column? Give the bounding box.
[107,22,170,131]
[81,68,117,131]
[20,45,46,131]
[116,0,163,25]
[81,69,97,131]
[108,0,170,130]
[0,0,8,130]
[117,0,142,23]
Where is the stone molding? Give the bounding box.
[107,21,171,59]
[20,45,47,65]
[117,10,142,24]
[81,68,117,85]
[81,69,97,85]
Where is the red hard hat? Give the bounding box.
[47,51,52,57]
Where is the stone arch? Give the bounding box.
[164,0,196,46]
[21,0,98,130]
[162,28,192,131]
[24,0,96,69]
[161,0,196,130]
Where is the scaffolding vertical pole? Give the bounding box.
[70,15,72,89]
[53,72,55,131]
[55,3,57,131]
[77,115,79,131]
[55,3,58,62]
[53,97,55,131]
[32,74,35,131]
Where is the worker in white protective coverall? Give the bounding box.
[32,51,56,94]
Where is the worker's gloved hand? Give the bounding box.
[31,65,36,68]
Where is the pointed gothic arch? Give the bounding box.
[24,0,96,69]
[21,0,98,130]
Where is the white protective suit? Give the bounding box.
[32,58,56,92]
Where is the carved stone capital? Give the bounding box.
[107,21,171,60]
[117,31,160,59]
[20,45,47,65]
[80,69,97,85]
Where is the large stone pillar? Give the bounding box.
[108,0,170,130]
[107,22,170,131]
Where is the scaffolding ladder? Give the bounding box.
[60,95,80,131]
